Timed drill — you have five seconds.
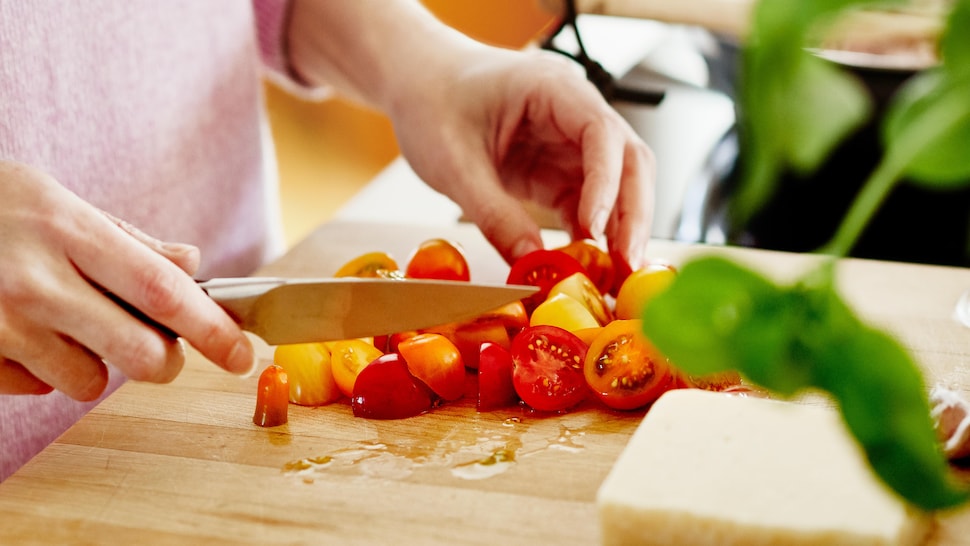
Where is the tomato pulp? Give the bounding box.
[583,320,674,410]
[510,325,589,412]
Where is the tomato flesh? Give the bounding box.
[506,249,586,312]
[405,238,471,281]
[510,325,589,412]
[253,364,289,427]
[478,342,518,410]
[583,320,673,410]
[328,339,384,398]
[351,353,435,419]
[398,333,466,401]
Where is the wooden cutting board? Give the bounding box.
[1,220,969,545]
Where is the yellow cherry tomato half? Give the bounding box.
[530,293,600,332]
[548,272,614,326]
[273,343,342,406]
[329,339,385,398]
[614,262,677,320]
[333,251,400,278]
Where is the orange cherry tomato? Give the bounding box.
[405,238,471,281]
[583,319,674,410]
[253,364,289,427]
[556,239,615,295]
[547,272,613,325]
[530,293,600,332]
[614,261,677,320]
[398,333,466,401]
[273,343,342,406]
[450,320,511,369]
[328,339,384,398]
[333,251,400,278]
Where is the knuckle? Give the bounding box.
[134,265,185,320]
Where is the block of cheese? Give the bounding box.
[597,389,931,546]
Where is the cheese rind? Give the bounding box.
[597,389,931,546]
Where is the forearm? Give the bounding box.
[286,0,485,113]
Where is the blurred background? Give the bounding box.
[264,1,557,247]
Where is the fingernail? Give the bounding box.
[590,208,609,241]
[228,337,257,377]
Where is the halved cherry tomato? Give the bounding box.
[510,325,589,412]
[351,353,435,419]
[583,319,674,410]
[547,272,613,325]
[614,261,677,320]
[573,326,604,346]
[253,364,289,427]
[450,320,511,369]
[478,342,518,410]
[530,293,600,332]
[328,339,384,398]
[274,343,341,406]
[398,333,465,401]
[334,251,400,278]
[405,238,471,281]
[507,249,586,312]
[556,239,615,295]
[681,370,744,392]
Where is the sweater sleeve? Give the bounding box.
[252,0,331,99]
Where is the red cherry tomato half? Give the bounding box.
[506,249,586,312]
[351,353,435,420]
[510,325,589,412]
[398,333,466,401]
[253,364,289,427]
[583,320,674,411]
[556,239,615,295]
[405,238,471,281]
[478,342,518,411]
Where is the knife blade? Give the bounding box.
[196,277,537,345]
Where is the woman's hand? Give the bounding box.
[0,161,255,399]
[390,47,655,270]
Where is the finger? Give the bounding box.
[1,329,110,401]
[576,117,626,244]
[66,216,255,377]
[101,211,201,276]
[606,137,656,271]
[0,358,54,396]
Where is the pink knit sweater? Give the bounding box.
[0,0,306,480]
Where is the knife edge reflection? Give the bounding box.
[202,277,538,345]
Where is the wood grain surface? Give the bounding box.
[2,221,970,545]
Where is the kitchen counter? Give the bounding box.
[2,220,970,544]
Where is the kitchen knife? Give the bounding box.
[194,277,538,345]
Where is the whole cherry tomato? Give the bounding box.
[614,261,677,320]
[398,333,466,401]
[351,353,435,420]
[510,325,589,412]
[506,249,586,312]
[253,364,289,427]
[405,238,471,281]
[583,320,674,410]
[478,342,518,411]
[274,343,342,406]
[556,239,615,296]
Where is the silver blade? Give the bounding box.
[200,277,537,345]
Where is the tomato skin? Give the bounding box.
[614,261,677,320]
[405,238,471,281]
[546,272,613,326]
[506,249,586,312]
[450,320,511,369]
[398,333,466,401]
[510,325,589,412]
[478,342,518,411]
[351,353,435,420]
[530,293,600,332]
[556,239,615,295]
[583,320,674,411]
[334,251,400,278]
[328,339,384,398]
[253,364,289,427]
[273,343,341,406]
